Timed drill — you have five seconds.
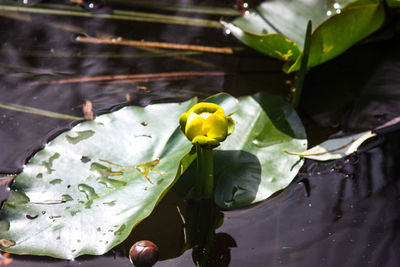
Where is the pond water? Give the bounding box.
[0,1,399,266]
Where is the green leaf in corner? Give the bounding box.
[286,1,385,72]
[223,0,385,72]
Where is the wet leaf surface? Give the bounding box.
[0,99,197,259]
[0,92,306,258]
[224,0,385,71]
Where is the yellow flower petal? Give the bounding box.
[185,113,205,141]
[179,102,234,148]
[188,102,223,115]
[192,135,220,149]
[203,113,228,142]
[179,112,188,134]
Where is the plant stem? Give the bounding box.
[291,20,312,110]
[0,103,84,121]
[196,143,214,199]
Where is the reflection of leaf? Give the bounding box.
[284,131,376,161]
[223,0,385,72]
[0,98,196,259]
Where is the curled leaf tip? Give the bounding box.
[179,102,234,148]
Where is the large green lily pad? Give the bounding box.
[223,0,385,72]
[0,99,196,259]
[215,93,307,208]
[0,93,307,258]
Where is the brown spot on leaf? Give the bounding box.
[0,239,15,248]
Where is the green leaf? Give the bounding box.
[223,0,385,72]
[175,93,307,209]
[221,21,301,62]
[215,93,307,209]
[286,1,385,72]
[0,93,307,257]
[386,0,400,8]
[204,92,240,116]
[283,131,376,161]
[0,99,196,259]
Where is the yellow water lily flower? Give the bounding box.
[179,102,234,148]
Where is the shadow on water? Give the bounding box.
[0,0,400,266]
[212,129,400,267]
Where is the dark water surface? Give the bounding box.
[0,1,399,266]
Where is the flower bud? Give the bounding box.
[179,102,234,148]
[129,240,159,266]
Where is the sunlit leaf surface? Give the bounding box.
[0,93,307,258]
[215,93,307,208]
[0,99,196,259]
[223,0,385,72]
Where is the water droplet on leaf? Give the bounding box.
[50,179,62,185]
[62,194,74,202]
[96,177,127,189]
[114,224,126,236]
